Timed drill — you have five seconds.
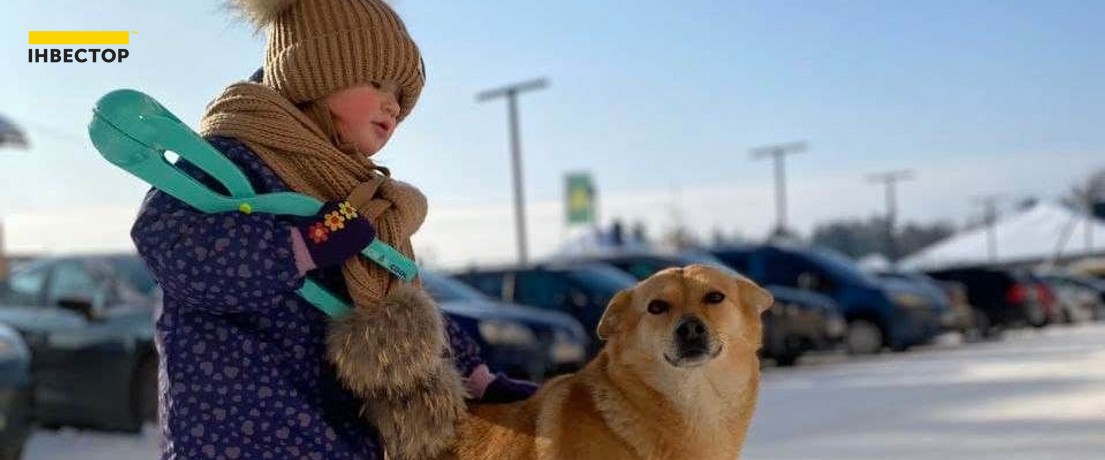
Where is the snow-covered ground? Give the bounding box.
[746,324,1105,460]
[24,324,1105,460]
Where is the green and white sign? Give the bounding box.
[565,172,596,225]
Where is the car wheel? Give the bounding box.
[845,319,883,355]
[967,308,993,341]
[1061,308,1074,325]
[1027,305,1048,328]
[133,355,159,426]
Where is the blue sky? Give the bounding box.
[2,0,1103,264]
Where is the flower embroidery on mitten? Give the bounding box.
[307,222,330,244]
[324,211,346,231]
[338,201,359,219]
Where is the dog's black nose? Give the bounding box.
[675,316,708,344]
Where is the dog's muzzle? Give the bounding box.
[665,316,722,367]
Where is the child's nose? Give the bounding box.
[381,93,400,118]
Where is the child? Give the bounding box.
[131,1,535,459]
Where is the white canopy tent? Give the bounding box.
[902,201,1105,270]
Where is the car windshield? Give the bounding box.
[421,272,488,303]
[105,256,159,297]
[5,259,49,278]
[806,247,880,286]
[566,263,637,297]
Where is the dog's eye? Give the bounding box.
[647,300,671,315]
[703,292,726,304]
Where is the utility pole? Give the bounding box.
[1082,193,1095,255]
[973,195,1003,264]
[867,170,915,263]
[750,141,807,239]
[0,114,30,279]
[476,78,549,265]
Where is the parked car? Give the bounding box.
[421,271,588,380]
[0,255,158,433]
[1045,273,1105,320]
[711,244,944,354]
[0,323,32,460]
[874,271,975,335]
[452,262,638,356]
[762,286,845,366]
[1036,272,1103,323]
[926,267,1050,333]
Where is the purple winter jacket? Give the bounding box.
[131,136,484,460]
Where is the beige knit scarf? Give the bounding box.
[199,81,424,304]
[198,81,465,460]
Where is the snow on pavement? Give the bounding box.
[745,324,1105,460]
[24,324,1105,459]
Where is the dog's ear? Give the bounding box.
[596,289,633,341]
[734,274,773,313]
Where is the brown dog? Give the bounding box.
[451,264,773,460]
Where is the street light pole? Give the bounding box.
[973,195,1003,264]
[751,142,807,238]
[0,114,30,279]
[867,170,915,263]
[477,78,549,266]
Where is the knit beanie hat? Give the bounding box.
[231,0,425,121]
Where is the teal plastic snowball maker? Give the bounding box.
[88,89,419,318]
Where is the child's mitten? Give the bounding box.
[481,371,539,404]
[290,200,376,272]
[465,364,540,403]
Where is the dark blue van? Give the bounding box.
[711,244,944,354]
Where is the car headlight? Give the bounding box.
[478,320,537,348]
[550,330,586,364]
[892,293,929,309]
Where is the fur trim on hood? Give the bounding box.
[327,283,467,459]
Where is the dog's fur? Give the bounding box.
[451,265,773,460]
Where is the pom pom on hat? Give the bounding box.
[228,0,300,28]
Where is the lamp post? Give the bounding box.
[476,78,549,265]
[751,141,807,238]
[866,170,915,263]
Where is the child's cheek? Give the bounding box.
[334,111,374,144]
[333,91,379,127]
[333,104,373,132]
